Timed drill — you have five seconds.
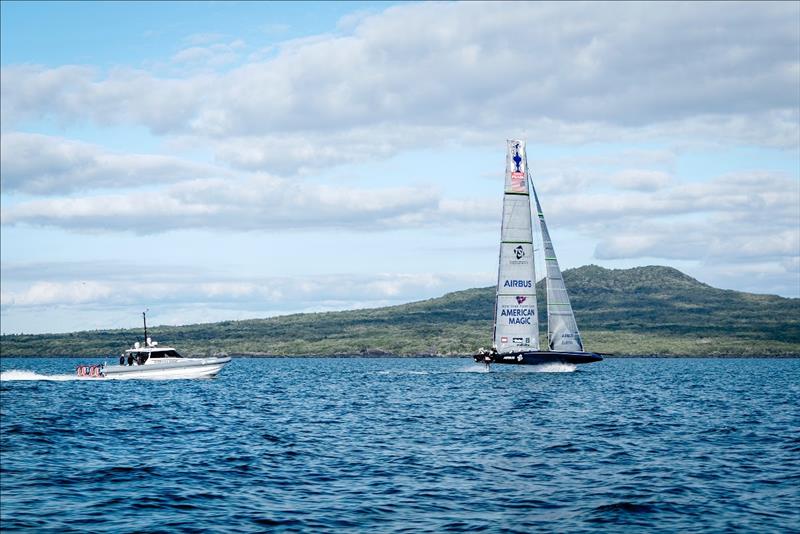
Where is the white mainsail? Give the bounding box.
[493,140,539,353]
[531,182,584,352]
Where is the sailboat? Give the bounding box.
[474,140,603,366]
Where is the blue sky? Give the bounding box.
[1,2,393,65]
[1,1,798,334]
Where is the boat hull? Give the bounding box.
[100,356,231,379]
[474,351,603,365]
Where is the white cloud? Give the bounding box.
[684,260,799,298]
[533,149,678,175]
[1,280,114,307]
[0,271,488,309]
[0,132,230,194]
[2,2,797,173]
[171,40,245,68]
[592,224,799,263]
[0,264,492,333]
[539,171,798,224]
[608,170,672,191]
[1,173,489,233]
[1,0,798,336]
[574,171,799,294]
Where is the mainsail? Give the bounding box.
[493,140,539,353]
[530,181,584,352]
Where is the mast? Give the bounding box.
[493,140,539,353]
[143,311,148,348]
[529,177,584,352]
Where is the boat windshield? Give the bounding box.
[128,352,148,365]
[149,349,182,358]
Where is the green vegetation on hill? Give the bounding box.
[2,265,798,357]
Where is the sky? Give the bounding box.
[1,1,798,335]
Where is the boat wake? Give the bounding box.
[0,370,88,382]
[0,369,206,381]
[458,364,491,373]
[514,362,577,373]
[459,362,576,373]
[375,370,431,376]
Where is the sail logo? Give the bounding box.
[516,296,527,304]
[509,244,529,265]
[510,171,525,192]
[504,279,532,288]
[512,143,523,172]
[508,142,526,192]
[500,308,534,316]
[500,306,534,325]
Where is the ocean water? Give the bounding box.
[1,357,799,533]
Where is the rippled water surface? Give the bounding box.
[2,357,799,532]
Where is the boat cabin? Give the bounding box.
[122,338,183,366]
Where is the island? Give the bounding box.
[1,266,798,358]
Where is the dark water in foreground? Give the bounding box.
[1,357,799,533]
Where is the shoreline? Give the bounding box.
[2,353,799,359]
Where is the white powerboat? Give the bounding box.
[76,312,231,379]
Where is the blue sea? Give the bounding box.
[1,357,799,533]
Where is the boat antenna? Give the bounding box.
[143,309,149,347]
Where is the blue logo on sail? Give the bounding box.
[513,143,522,172]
